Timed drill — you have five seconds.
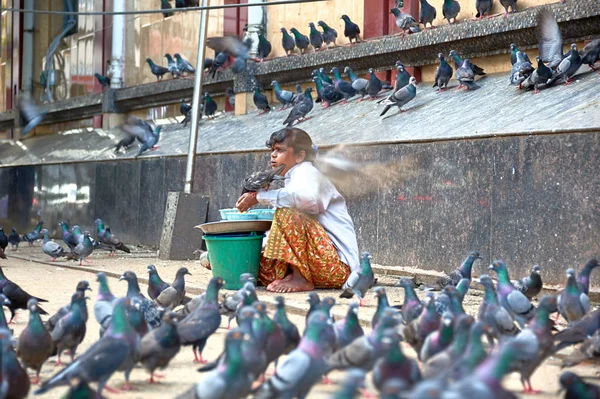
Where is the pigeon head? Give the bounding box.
[438,53,445,61]
[176,267,192,277]
[532,265,541,274]
[119,271,137,282]
[570,43,578,53]
[40,228,48,235]
[373,286,387,298]
[409,76,417,86]
[441,312,453,326]
[174,53,181,60]
[478,274,493,286]
[238,306,257,324]
[488,260,506,272]
[96,272,107,282]
[343,66,352,74]
[320,296,336,309]
[239,273,256,286]
[330,66,340,74]
[280,27,287,34]
[309,22,315,29]
[397,64,405,73]
[443,285,459,297]
[11,227,16,232]
[94,218,103,225]
[566,268,575,277]
[538,295,557,312]
[0,294,10,307]
[71,291,86,305]
[369,68,374,74]
[211,276,225,290]
[164,53,173,61]
[0,227,3,233]
[348,302,359,314]
[395,60,404,68]
[270,80,279,87]
[27,298,39,312]
[307,292,320,305]
[396,277,414,289]
[76,280,92,292]
[147,264,157,273]
[377,308,403,328]
[146,58,153,65]
[510,43,517,52]
[274,296,285,307]
[290,27,298,34]
[340,14,350,22]
[253,301,267,315]
[469,251,481,259]
[559,371,584,392]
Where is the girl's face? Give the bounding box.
[270,142,306,175]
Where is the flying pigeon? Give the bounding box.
[18,96,47,137]
[340,251,376,305]
[242,164,285,194]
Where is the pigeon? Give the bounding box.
[510,51,535,88]
[120,271,163,329]
[318,20,338,49]
[65,231,94,265]
[557,268,590,325]
[0,266,48,323]
[561,330,600,368]
[114,116,154,152]
[448,50,486,76]
[331,66,357,104]
[0,294,11,330]
[366,68,384,99]
[95,219,130,254]
[45,280,91,333]
[308,22,324,51]
[401,293,441,354]
[155,267,192,310]
[433,53,453,92]
[18,95,47,137]
[554,309,599,353]
[536,7,568,70]
[510,43,531,65]
[340,252,375,305]
[456,278,470,302]
[372,331,421,391]
[218,274,257,329]
[318,67,334,84]
[253,301,288,367]
[242,164,285,194]
[335,302,365,350]
[448,321,490,381]
[283,88,314,127]
[203,92,218,118]
[62,379,106,399]
[513,265,543,299]
[206,36,255,74]
[257,31,272,61]
[341,15,361,44]
[176,329,253,399]
[380,76,417,116]
[177,276,224,364]
[521,56,553,93]
[280,28,296,56]
[161,0,174,18]
[174,53,195,75]
[253,86,271,114]
[292,84,304,105]
[94,73,110,88]
[139,311,181,383]
[390,7,421,38]
[372,286,394,328]
[271,80,296,109]
[35,298,136,396]
[455,60,481,90]
[225,87,236,108]
[313,76,343,109]
[0,328,30,399]
[422,314,473,379]
[488,260,536,328]
[344,67,369,101]
[233,282,259,326]
[443,286,467,317]
[16,298,54,384]
[306,292,321,325]
[581,38,600,71]
[395,278,422,324]
[419,0,437,29]
[332,369,367,399]
[442,0,461,24]
[22,220,43,246]
[420,311,454,362]
[208,51,228,78]
[147,264,170,300]
[576,258,599,295]
[559,371,600,399]
[40,228,68,261]
[475,0,493,19]
[547,42,582,85]
[254,312,334,399]
[273,296,301,353]
[8,227,20,250]
[94,272,116,337]
[290,27,310,54]
[146,58,169,81]
[477,275,519,343]
[0,247,5,259]
[394,62,412,91]
[50,291,88,366]
[134,125,161,158]
[500,0,517,17]
[430,251,481,290]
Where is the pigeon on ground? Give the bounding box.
[147,264,170,300]
[340,251,376,305]
[290,27,310,54]
[380,76,417,116]
[203,92,218,118]
[146,58,169,81]
[16,298,54,384]
[139,312,181,383]
[448,321,489,380]
[422,314,473,379]
[95,219,130,255]
[394,62,412,91]
[257,31,272,61]
[553,309,599,353]
[271,80,296,110]
[390,8,421,38]
[419,0,437,28]
[253,301,288,367]
[443,286,466,317]
[242,164,285,194]
[94,272,116,337]
[233,282,259,325]
[22,220,43,246]
[475,0,493,19]
[8,227,20,250]
[134,126,161,158]
[455,60,481,90]
[396,278,423,324]
[333,369,367,399]
[442,0,461,24]
[308,22,324,51]
[510,51,535,88]
[253,86,271,114]
[293,84,304,105]
[430,251,481,290]
[488,260,536,328]
[225,87,235,108]
[283,88,314,127]
[335,302,365,350]
[456,278,470,303]
[366,68,384,99]
[94,73,110,88]
[254,312,334,399]
[318,20,338,49]
[0,266,48,323]
[40,228,68,261]
[0,294,11,330]
[448,50,486,76]
[420,311,454,362]
[35,298,136,396]
[372,287,395,328]
[0,328,30,399]
[120,271,162,329]
[318,67,334,84]
[341,15,361,44]
[401,293,440,354]
[500,0,517,17]
[177,276,224,364]
[557,268,590,325]
[161,0,174,17]
[433,53,453,92]
[50,291,88,366]
[372,331,421,391]
[45,280,91,333]
[331,66,357,104]
[65,231,94,265]
[510,43,531,65]
[576,258,599,295]
[514,265,543,299]
[306,292,321,325]
[561,330,599,368]
[559,371,600,399]
[313,76,343,108]
[581,38,600,71]
[477,275,519,343]
[273,296,301,353]
[344,67,369,101]
[117,115,158,154]
[281,28,296,56]
[174,53,195,75]
[218,274,257,329]
[155,267,192,310]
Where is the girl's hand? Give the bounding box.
[236,192,258,212]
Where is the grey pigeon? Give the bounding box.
[271,80,296,109]
[95,220,130,254]
[510,43,531,65]
[41,228,68,261]
[283,87,314,127]
[331,369,366,399]
[561,330,599,368]
[50,292,88,366]
[396,278,423,324]
[433,53,453,92]
[559,371,600,399]
[536,7,566,69]
[442,0,461,24]
[308,22,324,51]
[273,296,301,353]
[394,62,411,90]
[155,267,192,310]
[8,227,20,250]
[422,314,473,379]
[293,84,304,104]
[432,251,480,290]
[521,56,553,93]
[139,312,181,383]
[455,60,480,90]
[290,27,310,54]
[18,96,46,137]
[513,265,543,299]
[253,301,288,368]
[94,272,116,337]
[380,76,417,116]
[340,251,375,305]
[448,321,489,380]
[420,311,454,362]
[45,280,91,334]
[340,15,361,44]
[253,86,271,114]
[576,258,599,295]
[331,66,357,103]
[475,0,493,19]
[419,0,437,29]
[16,298,53,385]
[488,260,536,328]
[401,293,440,354]
[371,287,394,328]
[366,68,384,99]
[334,302,365,350]
[219,273,256,329]
[65,231,94,265]
[174,53,195,75]
[205,36,255,74]
[557,268,590,325]
[22,220,44,246]
[477,275,519,343]
[318,21,338,49]
[553,309,599,353]
[147,264,170,300]
[372,331,421,391]
[242,165,285,194]
[146,58,169,81]
[0,328,30,399]
[178,276,224,364]
[510,51,534,88]
[165,53,182,79]
[500,0,517,17]
[448,50,486,76]
[120,271,163,328]
[344,67,369,100]
[581,38,600,71]
[280,28,296,56]
[306,292,321,325]
[390,7,420,38]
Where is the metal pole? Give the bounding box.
[110,0,125,88]
[184,0,209,194]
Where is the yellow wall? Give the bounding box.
[265,0,364,58]
[426,0,558,25]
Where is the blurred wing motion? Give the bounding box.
[314,146,424,198]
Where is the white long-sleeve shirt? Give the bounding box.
[256,161,360,272]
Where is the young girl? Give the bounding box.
[236,127,359,293]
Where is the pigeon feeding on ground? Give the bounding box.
[520,56,553,93]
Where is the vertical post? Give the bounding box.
[246,0,264,57]
[21,0,34,94]
[184,0,210,194]
[109,0,124,88]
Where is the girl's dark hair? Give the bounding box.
[265,128,316,162]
